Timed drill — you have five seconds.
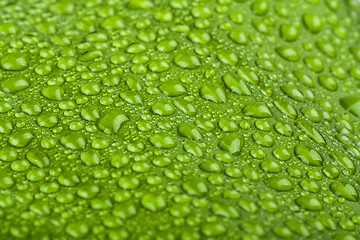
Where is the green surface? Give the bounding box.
[1,0,360,239]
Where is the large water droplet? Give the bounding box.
[264,176,294,191]
[1,54,28,70]
[329,180,359,202]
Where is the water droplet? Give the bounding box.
[189,30,211,45]
[0,22,18,35]
[272,146,291,161]
[148,60,169,72]
[238,198,258,213]
[60,132,86,150]
[229,29,248,45]
[200,83,227,103]
[274,121,294,136]
[223,73,251,95]
[178,123,202,140]
[97,111,129,134]
[9,130,34,148]
[1,76,29,93]
[174,51,201,69]
[285,219,311,237]
[322,165,340,179]
[211,202,239,218]
[149,133,176,149]
[252,18,269,34]
[37,112,58,128]
[182,177,208,197]
[257,199,279,213]
[295,196,323,211]
[101,16,125,30]
[303,13,323,33]
[217,50,238,66]
[156,39,178,52]
[11,159,30,172]
[81,82,101,95]
[261,159,281,173]
[316,41,336,58]
[1,54,28,70]
[318,74,338,91]
[200,159,221,173]
[0,173,15,189]
[159,80,187,97]
[304,55,324,72]
[218,134,242,154]
[295,143,323,166]
[330,153,356,175]
[41,86,65,100]
[80,149,100,166]
[281,85,305,102]
[293,70,314,88]
[296,121,326,146]
[65,221,89,238]
[151,100,175,116]
[276,46,300,62]
[329,180,358,202]
[201,222,226,237]
[251,0,269,15]
[280,24,299,41]
[252,132,274,147]
[242,103,272,118]
[300,179,320,193]
[184,142,203,157]
[349,47,360,62]
[26,150,50,168]
[265,176,294,191]
[58,171,80,187]
[301,107,321,123]
[141,193,167,212]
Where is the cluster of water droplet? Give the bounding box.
[1,0,360,239]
